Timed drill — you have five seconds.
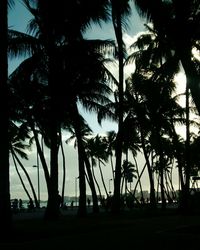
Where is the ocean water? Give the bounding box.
[11,199,78,210]
[11,199,48,210]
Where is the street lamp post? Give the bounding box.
[75,176,79,206]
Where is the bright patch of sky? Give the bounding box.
[82,3,146,134]
[8,0,33,74]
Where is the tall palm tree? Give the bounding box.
[110,0,132,214]
[20,0,113,219]
[0,0,13,230]
[124,75,157,208]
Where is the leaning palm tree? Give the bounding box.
[88,135,110,198]
[85,135,104,203]
[9,122,39,208]
[8,55,52,196]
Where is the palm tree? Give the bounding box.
[124,75,157,208]
[105,130,116,180]
[66,120,101,214]
[9,122,39,208]
[88,135,110,197]
[8,56,51,196]
[129,3,200,210]
[85,136,104,203]
[121,160,137,196]
[58,130,66,208]
[11,153,32,202]
[110,0,132,214]
[19,0,114,219]
[124,53,189,208]
[0,0,13,229]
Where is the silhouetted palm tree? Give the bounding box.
[105,130,116,180]
[8,56,51,195]
[20,0,114,219]
[0,0,13,229]
[9,122,39,208]
[88,135,110,197]
[110,0,132,214]
[121,160,137,196]
[128,8,199,210]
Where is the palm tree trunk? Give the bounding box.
[140,130,156,209]
[169,122,185,192]
[59,131,66,207]
[83,154,99,213]
[180,81,191,212]
[133,156,144,198]
[31,123,50,193]
[11,153,32,201]
[110,155,115,180]
[91,159,103,203]
[98,160,109,197]
[0,0,12,230]
[133,163,146,199]
[71,104,87,217]
[159,152,166,210]
[45,42,60,220]
[76,143,87,216]
[120,176,125,195]
[111,0,124,214]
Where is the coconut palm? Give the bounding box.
[85,135,104,203]
[0,0,14,229]
[128,7,200,210]
[67,120,102,214]
[87,135,110,197]
[124,53,191,208]
[8,56,51,194]
[18,0,115,219]
[104,130,116,180]
[9,122,39,208]
[109,0,132,214]
[121,160,137,196]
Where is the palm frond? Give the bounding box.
[8,29,39,59]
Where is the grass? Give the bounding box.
[1,208,200,249]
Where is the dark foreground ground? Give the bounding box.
[1,208,200,249]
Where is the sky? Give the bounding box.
[8,1,182,201]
